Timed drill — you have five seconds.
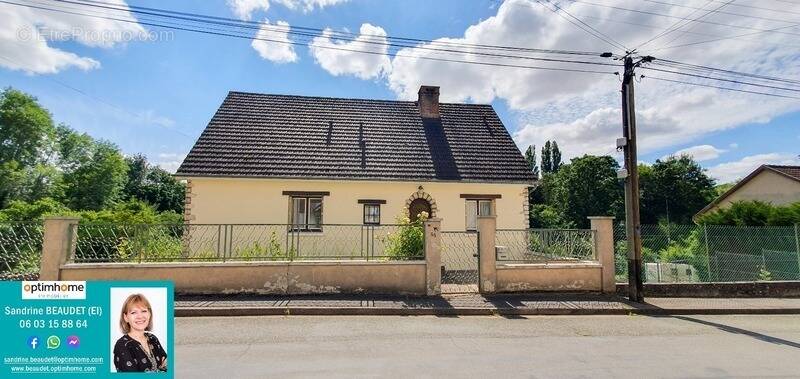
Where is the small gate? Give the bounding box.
[440,231,479,293]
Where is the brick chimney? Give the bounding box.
[417,85,440,119]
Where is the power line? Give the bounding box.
[643,75,800,100]
[0,0,620,75]
[31,0,620,69]
[568,0,800,38]
[640,0,800,24]
[651,0,738,51]
[535,0,628,51]
[642,66,800,93]
[647,22,800,52]
[51,0,603,57]
[653,59,800,85]
[634,0,716,50]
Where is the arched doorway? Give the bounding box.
[408,198,432,222]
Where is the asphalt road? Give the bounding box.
[175,315,800,378]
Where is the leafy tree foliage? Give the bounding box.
[541,141,552,175]
[531,155,623,228]
[524,145,539,179]
[696,201,800,226]
[640,155,717,224]
[0,88,56,207]
[123,154,185,214]
[0,87,184,218]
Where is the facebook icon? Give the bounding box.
[27,336,39,350]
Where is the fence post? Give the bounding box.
[424,218,442,296]
[588,216,616,293]
[795,224,799,280]
[477,215,497,294]
[39,217,80,280]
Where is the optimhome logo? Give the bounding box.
[21,281,86,300]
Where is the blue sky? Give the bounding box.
[1,0,798,183]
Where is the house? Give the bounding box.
[695,164,800,218]
[176,86,535,235]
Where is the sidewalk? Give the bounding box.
[175,293,800,316]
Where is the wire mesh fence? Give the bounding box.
[614,224,800,283]
[495,229,596,262]
[0,222,44,280]
[69,223,425,263]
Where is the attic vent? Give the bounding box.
[326,121,333,145]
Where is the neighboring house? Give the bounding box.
[176,86,535,233]
[695,164,800,218]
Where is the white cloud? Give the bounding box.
[227,0,271,21]
[309,23,391,80]
[0,1,148,74]
[251,20,298,63]
[347,0,800,160]
[664,145,725,162]
[707,153,800,183]
[227,0,347,20]
[155,152,187,173]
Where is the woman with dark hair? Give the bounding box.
[113,294,167,373]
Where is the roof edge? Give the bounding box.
[225,90,495,107]
[173,173,535,185]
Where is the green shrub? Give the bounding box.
[383,213,425,260]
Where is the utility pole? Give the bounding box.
[611,54,652,302]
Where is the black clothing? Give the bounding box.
[113,333,167,372]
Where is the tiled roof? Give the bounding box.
[768,165,800,181]
[177,91,535,183]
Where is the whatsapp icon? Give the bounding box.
[46,335,60,349]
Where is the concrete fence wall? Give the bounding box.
[40,217,439,296]
[480,216,617,294]
[39,216,616,295]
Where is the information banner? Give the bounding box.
[1,281,174,378]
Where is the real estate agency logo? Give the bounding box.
[21,281,86,300]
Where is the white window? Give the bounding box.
[363,204,380,225]
[291,197,323,231]
[465,199,493,232]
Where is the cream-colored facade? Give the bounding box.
[701,169,800,215]
[184,177,529,231]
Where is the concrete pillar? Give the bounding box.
[588,216,616,293]
[39,217,80,280]
[424,218,442,296]
[477,215,497,294]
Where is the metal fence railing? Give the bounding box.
[0,222,44,280]
[614,224,800,283]
[69,223,425,263]
[495,229,596,262]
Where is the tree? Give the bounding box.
[639,155,717,224]
[544,155,624,228]
[63,141,128,210]
[0,88,56,207]
[550,141,562,172]
[524,145,539,179]
[122,154,185,214]
[541,141,552,175]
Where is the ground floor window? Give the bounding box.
[465,199,493,231]
[291,197,323,231]
[363,204,381,225]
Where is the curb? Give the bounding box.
[175,306,800,317]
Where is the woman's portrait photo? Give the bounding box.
[110,288,168,373]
